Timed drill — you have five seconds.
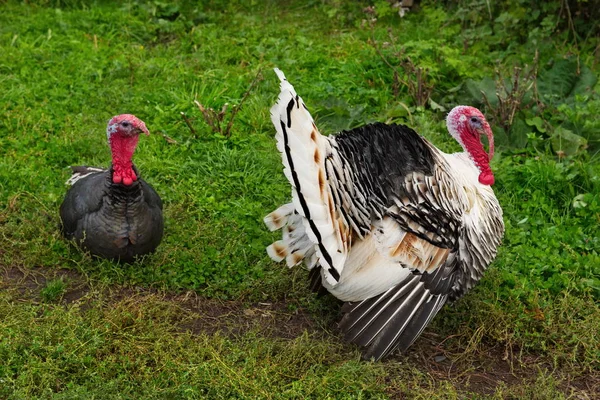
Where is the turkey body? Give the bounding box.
[264,70,504,361]
[60,166,164,262]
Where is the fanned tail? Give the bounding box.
[339,274,448,361]
[65,166,105,186]
[269,68,348,285]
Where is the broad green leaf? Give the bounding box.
[525,116,546,133]
[428,98,446,112]
[550,127,588,156]
[571,65,598,97]
[538,59,580,99]
[507,118,530,148]
[464,77,497,107]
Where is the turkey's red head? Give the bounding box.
[446,106,495,186]
[106,114,149,186]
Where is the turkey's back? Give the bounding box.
[60,170,164,262]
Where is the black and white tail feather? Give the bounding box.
[264,69,504,361]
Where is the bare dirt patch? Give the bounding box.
[1,264,89,304]
[170,292,318,340]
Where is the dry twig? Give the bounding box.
[480,52,543,136]
[194,69,263,138]
[180,112,196,137]
[369,26,434,107]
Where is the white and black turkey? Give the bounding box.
[60,114,164,262]
[264,70,504,361]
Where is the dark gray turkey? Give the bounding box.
[60,114,164,262]
[264,69,504,361]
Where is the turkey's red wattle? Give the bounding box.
[109,134,140,186]
[479,171,495,185]
[461,128,495,186]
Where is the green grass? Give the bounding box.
[0,0,599,398]
[40,278,67,302]
[0,287,382,399]
[0,284,592,399]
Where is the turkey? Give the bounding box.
[264,69,504,361]
[60,114,164,262]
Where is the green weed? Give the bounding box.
[40,278,67,302]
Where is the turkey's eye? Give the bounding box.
[121,122,130,128]
[469,117,482,131]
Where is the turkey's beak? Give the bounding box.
[136,123,150,136]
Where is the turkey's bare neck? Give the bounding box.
[109,134,140,186]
